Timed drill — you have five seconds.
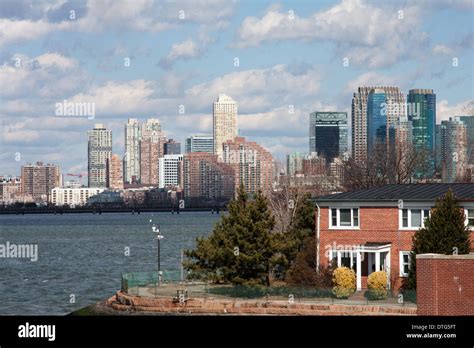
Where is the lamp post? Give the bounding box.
[152,224,164,286]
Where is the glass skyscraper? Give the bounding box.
[407,89,436,177]
[309,111,348,162]
[367,88,388,153]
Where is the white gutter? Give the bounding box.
[315,202,321,273]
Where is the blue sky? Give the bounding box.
[0,0,473,177]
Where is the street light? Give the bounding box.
[152,224,164,286]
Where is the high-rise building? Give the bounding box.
[286,152,306,176]
[458,116,474,163]
[21,162,60,202]
[164,139,181,155]
[124,118,141,184]
[407,89,436,177]
[309,111,349,161]
[88,124,112,188]
[185,134,214,153]
[107,154,124,189]
[394,118,413,161]
[158,154,183,189]
[352,86,405,162]
[183,152,235,201]
[125,118,164,185]
[213,94,238,159]
[223,137,274,196]
[140,131,165,186]
[440,117,467,182]
[367,89,388,152]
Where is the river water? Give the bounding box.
[0,212,220,315]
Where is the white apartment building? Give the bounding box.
[51,187,105,207]
[88,124,112,187]
[159,154,183,189]
[213,94,238,160]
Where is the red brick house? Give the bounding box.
[314,184,474,290]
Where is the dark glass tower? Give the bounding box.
[367,89,387,154]
[408,89,436,177]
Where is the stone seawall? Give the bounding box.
[106,291,417,316]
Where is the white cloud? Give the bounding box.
[159,39,201,68]
[437,99,474,122]
[234,0,428,68]
[344,72,400,94]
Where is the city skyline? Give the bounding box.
[0,0,472,176]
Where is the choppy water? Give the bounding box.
[0,212,220,315]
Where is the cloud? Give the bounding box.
[233,0,429,68]
[344,72,400,94]
[0,52,83,100]
[437,99,474,122]
[159,39,201,69]
[0,0,238,47]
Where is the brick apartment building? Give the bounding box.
[314,184,474,290]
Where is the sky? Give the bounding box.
[0,0,473,177]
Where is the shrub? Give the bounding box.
[332,267,356,299]
[366,271,389,300]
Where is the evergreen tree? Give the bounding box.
[406,189,471,289]
[184,186,276,286]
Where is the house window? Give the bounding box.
[466,209,474,227]
[400,208,430,229]
[330,208,359,228]
[399,251,411,277]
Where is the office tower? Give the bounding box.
[21,162,60,202]
[458,116,474,163]
[407,89,436,177]
[213,94,238,159]
[310,111,349,161]
[0,177,21,204]
[183,152,235,201]
[185,134,214,153]
[164,139,181,155]
[367,89,388,152]
[286,152,306,176]
[440,117,467,182]
[124,118,141,184]
[87,124,112,188]
[158,154,184,188]
[352,86,405,162]
[107,154,124,189]
[223,137,274,196]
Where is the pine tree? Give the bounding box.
[184,185,276,286]
[406,189,471,289]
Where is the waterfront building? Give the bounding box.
[158,154,183,189]
[51,187,105,206]
[107,154,124,190]
[124,118,141,184]
[222,136,274,196]
[0,177,21,204]
[213,94,238,159]
[21,162,60,203]
[88,124,112,188]
[182,152,235,202]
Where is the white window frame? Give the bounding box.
[399,208,430,230]
[329,207,360,229]
[399,251,411,277]
[464,208,474,230]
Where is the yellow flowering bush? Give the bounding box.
[366,271,389,299]
[332,267,356,299]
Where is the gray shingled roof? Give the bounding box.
[315,184,474,202]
